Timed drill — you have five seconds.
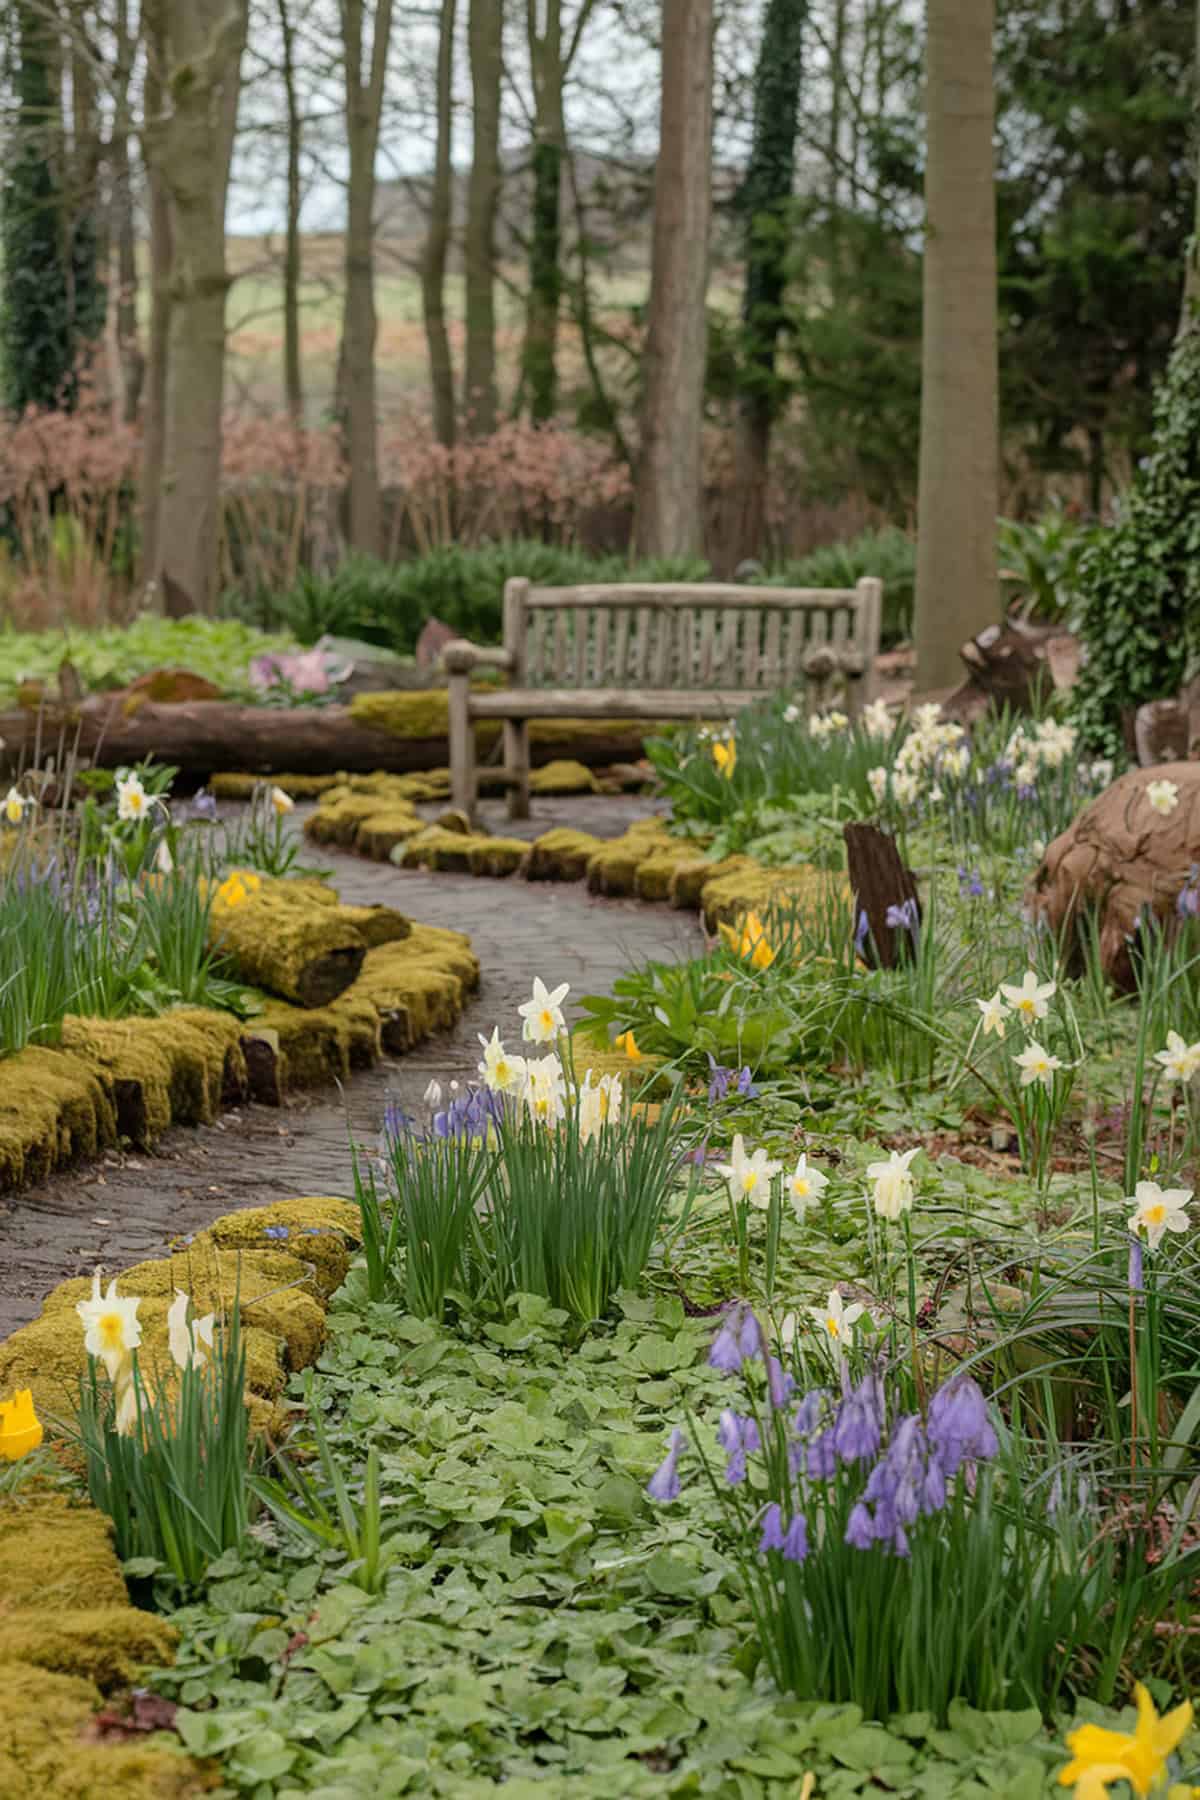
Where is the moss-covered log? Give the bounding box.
[0,691,654,776]
[210,885,368,1007]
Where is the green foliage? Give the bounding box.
[1071,331,1200,754]
[997,503,1100,623]
[75,1309,253,1589]
[0,615,297,705]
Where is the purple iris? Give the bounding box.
[647,1429,686,1502]
[432,1086,503,1141]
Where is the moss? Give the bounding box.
[0,1658,206,1796]
[211,886,366,1007]
[252,996,376,1089]
[304,792,404,847]
[522,826,604,882]
[529,759,599,795]
[343,927,479,1053]
[0,1607,178,1690]
[210,770,343,799]
[632,842,704,903]
[699,862,851,933]
[667,853,750,911]
[44,1247,328,1373]
[349,690,663,753]
[586,821,675,897]
[466,835,528,877]
[353,810,427,860]
[0,1046,115,1190]
[0,1495,127,1612]
[329,904,411,949]
[60,1012,243,1144]
[197,1197,362,1300]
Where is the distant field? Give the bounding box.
[217,232,659,424]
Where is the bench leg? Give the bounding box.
[505,719,531,820]
[447,671,476,825]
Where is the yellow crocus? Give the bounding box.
[0,1388,43,1460]
[719,910,775,970]
[711,736,737,779]
[615,1030,643,1061]
[1059,1684,1194,1798]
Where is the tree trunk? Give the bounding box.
[422,0,457,448]
[733,0,806,562]
[522,0,566,423]
[913,0,998,691]
[139,0,172,588]
[1,3,73,412]
[634,0,713,558]
[111,0,143,425]
[464,0,502,435]
[340,0,394,555]
[278,0,304,425]
[146,0,249,616]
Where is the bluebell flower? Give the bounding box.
[737,1307,764,1363]
[927,1374,998,1475]
[1128,1235,1144,1294]
[717,1409,760,1485]
[735,1066,759,1098]
[706,1055,734,1104]
[845,1502,875,1549]
[764,1353,792,1410]
[854,909,870,956]
[885,897,919,936]
[190,788,218,821]
[792,1389,824,1437]
[831,1372,883,1464]
[805,1427,837,1480]
[757,1503,786,1553]
[263,1225,289,1240]
[647,1429,686,1502]
[781,1513,808,1563]
[710,1304,762,1373]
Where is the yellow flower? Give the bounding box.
[3,785,30,825]
[0,1388,43,1460]
[215,868,262,907]
[719,911,775,970]
[615,1029,642,1061]
[1059,1684,1194,1798]
[270,786,295,816]
[712,736,737,779]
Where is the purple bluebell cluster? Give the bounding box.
[718,1408,761,1484]
[189,789,218,822]
[1177,866,1200,919]
[706,1055,759,1104]
[431,1085,504,1140]
[647,1429,686,1501]
[956,866,985,899]
[758,1503,808,1562]
[853,910,870,957]
[708,1302,764,1372]
[1128,1234,1144,1294]
[885,898,919,938]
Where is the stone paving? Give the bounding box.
[0,794,702,1335]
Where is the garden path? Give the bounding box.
[0,794,701,1335]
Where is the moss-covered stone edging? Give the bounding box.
[303,779,848,933]
[0,914,479,1193]
[0,1192,363,1798]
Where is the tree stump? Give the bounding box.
[844,821,920,969]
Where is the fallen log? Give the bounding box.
[942,619,1081,721]
[0,694,654,778]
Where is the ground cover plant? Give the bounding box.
[0,615,300,706]
[5,694,1200,1797]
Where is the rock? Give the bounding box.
[416,615,460,670]
[121,667,224,705]
[1027,761,1200,990]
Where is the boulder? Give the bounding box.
[1027,761,1200,990]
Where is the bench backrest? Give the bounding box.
[503,578,882,693]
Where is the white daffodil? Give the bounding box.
[477,1027,527,1094]
[114,1373,139,1438]
[866,1147,918,1221]
[867,766,888,804]
[167,1289,216,1372]
[1014,758,1038,790]
[270,786,295,816]
[578,1071,623,1144]
[1155,1030,1200,1084]
[1089,758,1114,789]
[941,745,970,779]
[522,1053,567,1126]
[2,786,30,825]
[977,992,1010,1038]
[809,1287,865,1347]
[827,710,849,732]
[913,702,943,734]
[116,771,149,822]
[518,975,570,1045]
[716,1134,783,1210]
[1146,778,1180,817]
[423,1078,443,1109]
[1000,970,1057,1026]
[892,769,920,807]
[809,713,834,741]
[1014,1040,1063,1089]
[1127,1180,1193,1251]
[861,698,893,739]
[787,1153,828,1218]
[1034,718,1077,767]
[76,1273,142,1381]
[154,838,174,875]
[782,703,801,724]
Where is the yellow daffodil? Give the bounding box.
[615,1029,642,1061]
[1058,1683,1193,1797]
[0,1388,43,1460]
[712,736,737,779]
[215,868,262,907]
[2,785,30,825]
[719,911,775,970]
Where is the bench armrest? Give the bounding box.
[441,638,516,677]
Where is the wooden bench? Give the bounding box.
[442,576,883,821]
